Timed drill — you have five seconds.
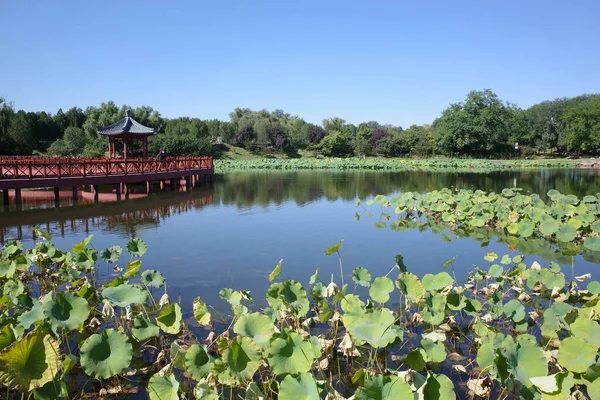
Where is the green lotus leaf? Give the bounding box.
[422,271,453,291]
[352,266,371,287]
[0,260,16,278]
[507,222,519,235]
[3,279,24,298]
[75,248,97,270]
[141,269,166,288]
[80,329,132,379]
[324,240,343,256]
[192,297,212,326]
[355,374,413,400]
[100,245,122,263]
[529,373,565,394]
[102,284,147,308]
[556,224,577,242]
[421,373,456,399]
[222,336,262,382]
[279,372,321,400]
[348,308,403,348]
[584,236,600,252]
[512,341,547,387]
[403,349,426,371]
[587,280,600,294]
[0,332,61,391]
[123,260,141,278]
[148,373,179,400]
[17,299,46,329]
[32,377,69,400]
[518,220,535,237]
[341,294,366,330]
[539,219,560,236]
[556,337,597,375]
[126,238,147,257]
[132,315,159,341]
[194,384,219,399]
[269,259,283,282]
[503,299,525,322]
[374,195,387,205]
[477,343,497,376]
[156,303,182,334]
[587,378,600,400]
[570,317,600,348]
[488,264,503,278]
[591,220,600,233]
[0,325,17,351]
[420,338,446,363]
[279,280,310,316]
[267,331,320,375]
[233,312,274,349]
[369,276,394,303]
[396,272,425,303]
[184,344,213,381]
[219,288,242,307]
[44,292,90,331]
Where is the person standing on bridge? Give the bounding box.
[157,149,167,168]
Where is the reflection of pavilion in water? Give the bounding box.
[0,190,213,242]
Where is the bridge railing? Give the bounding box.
[0,157,213,179]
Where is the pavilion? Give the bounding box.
[97,109,157,159]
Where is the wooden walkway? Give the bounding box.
[0,156,214,205]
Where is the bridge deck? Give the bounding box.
[0,157,214,190]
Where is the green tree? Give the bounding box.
[7,111,35,154]
[322,117,346,132]
[63,127,88,156]
[522,99,566,152]
[434,89,517,156]
[560,94,600,153]
[318,130,353,157]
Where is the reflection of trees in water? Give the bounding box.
[0,195,213,243]
[214,169,600,208]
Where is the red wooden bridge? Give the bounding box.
[0,156,214,206]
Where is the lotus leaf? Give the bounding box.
[420,338,446,363]
[102,284,148,307]
[269,259,282,282]
[233,312,274,349]
[422,272,453,291]
[0,332,60,391]
[184,344,213,381]
[584,236,600,252]
[223,336,262,381]
[355,374,413,400]
[75,248,97,270]
[512,341,547,387]
[141,269,166,288]
[278,372,320,399]
[80,329,132,379]
[569,317,600,348]
[219,288,242,307]
[192,297,212,326]
[476,343,497,376]
[148,373,179,400]
[123,260,141,278]
[100,245,122,263]
[352,266,371,287]
[156,303,182,334]
[396,272,425,303]
[421,373,456,399]
[126,238,147,257]
[503,299,525,322]
[0,260,15,278]
[403,349,427,371]
[3,279,24,298]
[369,276,394,303]
[348,309,402,348]
[267,331,320,375]
[488,264,503,278]
[44,292,90,331]
[17,299,45,330]
[279,280,310,316]
[588,280,600,294]
[72,235,93,254]
[324,240,343,256]
[194,384,219,400]
[132,315,159,341]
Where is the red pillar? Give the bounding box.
[143,136,148,159]
[123,135,128,160]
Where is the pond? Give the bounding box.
[1,168,600,316]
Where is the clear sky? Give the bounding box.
[1,1,599,127]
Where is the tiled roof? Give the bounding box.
[97,109,157,135]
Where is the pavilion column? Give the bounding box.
[123,135,128,160]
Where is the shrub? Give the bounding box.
[318,130,353,157]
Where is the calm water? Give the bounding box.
[2,168,600,315]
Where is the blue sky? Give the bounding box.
[1,1,599,127]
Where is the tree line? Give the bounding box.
[1,89,599,158]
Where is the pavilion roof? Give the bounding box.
[97,109,157,136]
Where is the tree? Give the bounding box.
[522,99,566,152]
[318,131,353,157]
[560,94,600,153]
[232,125,256,148]
[307,124,326,144]
[267,125,289,149]
[63,127,88,156]
[322,117,346,132]
[7,111,35,154]
[434,89,517,156]
[369,127,391,148]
